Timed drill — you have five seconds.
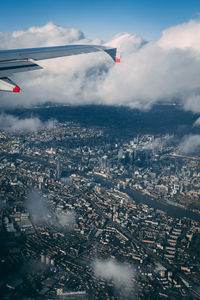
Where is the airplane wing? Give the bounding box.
[0,44,120,93]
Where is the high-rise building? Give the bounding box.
[100,155,108,170]
[46,256,50,265]
[118,148,123,160]
[41,254,45,263]
[56,156,61,180]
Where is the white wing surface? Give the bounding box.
[0,44,119,92]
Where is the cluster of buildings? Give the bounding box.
[0,121,200,299]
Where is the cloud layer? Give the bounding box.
[1,22,200,154]
[1,21,200,112]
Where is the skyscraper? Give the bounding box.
[56,156,61,180]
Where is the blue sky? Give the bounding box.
[1,0,200,41]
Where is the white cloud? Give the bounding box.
[105,32,145,54]
[143,135,173,150]
[93,259,135,295]
[25,189,76,228]
[99,40,200,109]
[158,20,200,52]
[0,113,56,132]
[0,22,85,49]
[57,211,76,228]
[178,134,200,154]
[184,94,200,113]
[25,190,51,224]
[1,21,200,113]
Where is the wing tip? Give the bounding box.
[13,86,20,93]
[103,47,120,62]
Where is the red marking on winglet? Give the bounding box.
[13,86,20,93]
[115,58,120,63]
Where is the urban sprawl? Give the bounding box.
[0,120,200,299]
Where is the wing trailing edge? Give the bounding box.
[0,44,119,92]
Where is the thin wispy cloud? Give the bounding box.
[25,190,51,224]
[93,259,135,298]
[25,189,76,228]
[0,113,56,132]
[178,134,200,154]
[57,211,76,229]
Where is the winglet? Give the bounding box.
[103,48,117,62]
[103,47,120,62]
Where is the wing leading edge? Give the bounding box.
[0,45,119,93]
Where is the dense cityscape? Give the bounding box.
[0,106,200,299]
